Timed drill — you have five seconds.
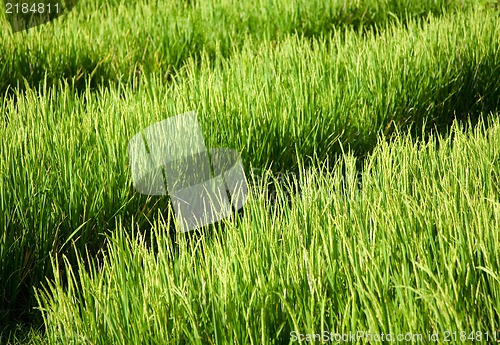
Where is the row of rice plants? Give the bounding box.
[0,0,487,92]
[35,115,500,344]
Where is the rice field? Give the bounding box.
[1,0,500,343]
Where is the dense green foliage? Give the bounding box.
[0,0,486,92]
[37,116,500,344]
[1,0,499,343]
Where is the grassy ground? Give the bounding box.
[0,0,483,93]
[36,115,500,344]
[1,0,500,343]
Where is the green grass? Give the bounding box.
[1,0,500,343]
[36,115,500,344]
[0,0,487,93]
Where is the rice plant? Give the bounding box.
[0,0,499,342]
[36,115,500,344]
[0,0,488,93]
